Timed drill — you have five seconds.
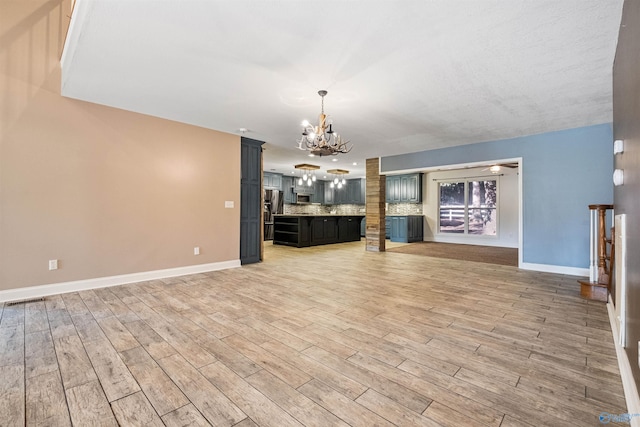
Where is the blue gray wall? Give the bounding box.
[381,124,614,269]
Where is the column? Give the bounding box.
[365,158,385,252]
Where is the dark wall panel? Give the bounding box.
[240,137,264,265]
[613,0,640,390]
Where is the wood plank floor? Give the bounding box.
[0,240,627,426]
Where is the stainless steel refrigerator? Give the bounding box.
[264,189,283,240]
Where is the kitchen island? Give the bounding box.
[273,214,365,247]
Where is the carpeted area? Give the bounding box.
[386,241,518,266]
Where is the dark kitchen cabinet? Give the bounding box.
[273,216,311,247]
[347,178,366,204]
[240,137,263,264]
[263,172,282,190]
[389,215,424,243]
[386,176,401,203]
[311,217,338,244]
[294,178,315,194]
[282,176,295,203]
[338,216,363,242]
[332,178,366,204]
[386,173,423,203]
[324,183,335,205]
[274,215,365,247]
[311,181,324,204]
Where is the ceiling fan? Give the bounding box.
[481,162,519,173]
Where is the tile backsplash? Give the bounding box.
[387,203,423,215]
[284,204,365,215]
[283,203,421,215]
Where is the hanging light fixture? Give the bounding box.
[296,90,351,157]
[294,163,320,186]
[327,169,349,189]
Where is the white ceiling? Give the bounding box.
[61,0,623,178]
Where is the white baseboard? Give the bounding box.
[0,260,241,303]
[607,296,640,427]
[519,262,589,277]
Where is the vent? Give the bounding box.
[6,297,44,306]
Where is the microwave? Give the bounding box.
[296,194,311,204]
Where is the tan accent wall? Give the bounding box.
[1,0,241,291]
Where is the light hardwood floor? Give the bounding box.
[0,240,627,426]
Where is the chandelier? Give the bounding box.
[327,169,348,189]
[294,163,319,187]
[297,90,351,156]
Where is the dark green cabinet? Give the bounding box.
[294,178,315,194]
[274,215,364,246]
[263,172,282,190]
[282,176,295,203]
[389,215,424,243]
[240,137,264,264]
[387,176,402,203]
[386,173,423,203]
[324,182,335,204]
[311,181,324,204]
[347,178,366,204]
[282,177,364,205]
[332,178,366,204]
[338,216,362,242]
[273,216,310,247]
[311,217,338,244]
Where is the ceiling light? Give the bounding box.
[294,163,320,186]
[296,90,351,157]
[332,158,338,162]
[327,169,349,190]
[489,165,501,173]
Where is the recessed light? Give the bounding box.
[238,128,248,133]
[308,154,315,157]
[332,158,338,162]
[352,162,357,166]
[323,175,327,179]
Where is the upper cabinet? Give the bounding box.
[293,178,316,194]
[311,181,324,204]
[324,182,335,205]
[282,176,295,203]
[386,173,423,203]
[333,178,366,204]
[280,177,365,205]
[263,172,282,190]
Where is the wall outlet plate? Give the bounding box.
[194,247,200,255]
[48,259,58,270]
[225,201,234,208]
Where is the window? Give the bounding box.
[439,180,497,235]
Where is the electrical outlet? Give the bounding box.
[194,247,200,255]
[48,259,58,270]
[225,201,234,208]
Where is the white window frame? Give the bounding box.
[437,178,499,237]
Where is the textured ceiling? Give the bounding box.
[61,0,623,178]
